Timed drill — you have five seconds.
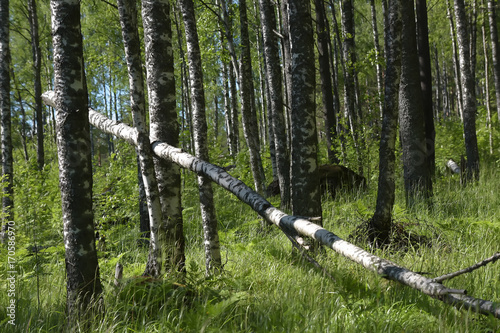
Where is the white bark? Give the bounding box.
[41,90,500,319]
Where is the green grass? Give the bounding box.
[1,137,500,332]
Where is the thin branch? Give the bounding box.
[433,252,500,283]
[198,0,223,23]
[280,225,337,283]
[100,0,118,10]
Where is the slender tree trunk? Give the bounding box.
[447,0,464,120]
[488,0,500,122]
[285,0,322,222]
[399,0,432,206]
[11,70,29,161]
[324,6,344,161]
[142,0,185,276]
[117,0,169,268]
[341,0,364,175]
[229,63,239,153]
[28,0,44,170]
[279,0,293,151]
[260,0,291,208]
[482,0,494,154]
[315,0,340,164]
[434,44,443,119]
[137,157,150,246]
[455,0,480,181]
[370,0,384,119]
[0,0,13,243]
[443,57,451,117]
[470,0,478,79]
[50,0,103,323]
[179,0,221,274]
[239,0,266,194]
[221,59,236,157]
[370,0,403,246]
[173,9,194,154]
[416,0,436,178]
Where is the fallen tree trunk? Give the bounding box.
[446,159,461,174]
[42,91,500,319]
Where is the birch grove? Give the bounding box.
[43,90,500,319]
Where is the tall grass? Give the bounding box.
[1,137,499,332]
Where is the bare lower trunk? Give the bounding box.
[179,0,221,274]
[454,0,480,181]
[488,0,500,122]
[28,0,44,170]
[370,0,402,245]
[239,0,266,194]
[0,0,12,242]
[142,0,185,276]
[49,0,103,323]
[260,0,290,208]
[117,0,163,265]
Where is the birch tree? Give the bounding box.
[285,0,322,221]
[482,0,494,154]
[117,0,164,265]
[315,0,340,165]
[239,0,266,194]
[454,0,480,181]
[28,0,44,170]
[142,0,185,276]
[370,0,384,118]
[399,0,432,205]
[416,0,436,178]
[488,0,500,122]
[50,0,103,322]
[259,0,290,208]
[178,0,221,274]
[341,0,363,175]
[369,0,402,245]
[446,0,464,120]
[0,0,12,243]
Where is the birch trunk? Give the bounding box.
[285,0,322,221]
[315,0,340,165]
[341,0,364,175]
[446,0,464,120]
[259,0,291,208]
[239,0,266,194]
[482,0,494,154]
[399,0,432,205]
[42,90,500,319]
[49,0,103,322]
[416,0,436,179]
[0,0,12,242]
[370,0,384,119]
[433,45,443,118]
[142,0,185,276]
[117,0,164,267]
[488,0,500,122]
[28,0,44,170]
[370,0,402,245]
[454,0,480,181]
[179,0,221,274]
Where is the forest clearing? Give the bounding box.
[1,0,500,331]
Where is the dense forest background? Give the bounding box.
[0,0,499,331]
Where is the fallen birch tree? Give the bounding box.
[42,90,500,319]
